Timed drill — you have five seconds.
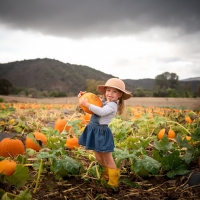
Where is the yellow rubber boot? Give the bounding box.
[108,168,120,187]
[102,166,109,180]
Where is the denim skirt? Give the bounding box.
[78,114,114,152]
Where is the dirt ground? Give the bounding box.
[1,95,200,110]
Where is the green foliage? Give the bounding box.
[85,79,105,94]
[0,78,13,95]
[5,165,29,187]
[110,113,200,178]
[51,155,80,178]
[0,188,32,200]
[0,101,200,197]
[155,72,179,90]
[49,91,67,97]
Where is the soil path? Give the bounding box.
[0,95,199,110]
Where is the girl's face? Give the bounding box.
[105,87,123,102]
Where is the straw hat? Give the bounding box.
[97,78,132,100]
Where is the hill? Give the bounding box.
[124,78,155,90]
[0,58,199,96]
[0,58,135,96]
[125,78,200,94]
[181,77,200,81]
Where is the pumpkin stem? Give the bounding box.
[62,109,78,134]
[76,105,86,115]
[33,159,43,194]
[35,122,41,132]
[166,120,191,135]
[164,126,170,135]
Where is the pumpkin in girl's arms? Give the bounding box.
[0,138,25,158]
[0,160,17,176]
[78,92,103,114]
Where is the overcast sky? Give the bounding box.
[0,0,200,80]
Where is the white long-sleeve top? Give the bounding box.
[89,101,117,125]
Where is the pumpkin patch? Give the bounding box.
[0,101,200,199]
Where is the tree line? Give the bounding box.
[0,72,199,98]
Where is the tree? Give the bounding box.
[168,73,179,89]
[85,79,105,94]
[155,72,179,90]
[155,74,168,90]
[0,78,13,95]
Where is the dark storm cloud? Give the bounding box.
[0,0,200,38]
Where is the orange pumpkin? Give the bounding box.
[66,136,79,149]
[54,118,71,133]
[0,160,17,176]
[78,93,103,114]
[82,113,91,123]
[158,127,176,140]
[185,116,192,124]
[0,138,25,158]
[25,131,47,152]
[182,136,191,141]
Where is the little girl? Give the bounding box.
[78,78,132,187]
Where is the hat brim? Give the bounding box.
[97,85,132,100]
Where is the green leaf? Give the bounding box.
[0,189,5,199]
[113,148,136,168]
[161,150,189,178]
[37,151,57,160]
[142,155,161,175]
[176,133,192,149]
[182,151,193,165]
[161,150,181,170]
[132,155,161,175]
[16,155,28,165]
[1,193,11,200]
[62,156,80,175]
[191,127,200,141]
[154,135,173,151]
[15,188,32,200]
[5,165,29,187]
[52,155,80,178]
[166,165,190,178]
[88,165,101,178]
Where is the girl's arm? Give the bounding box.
[89,102,117,116]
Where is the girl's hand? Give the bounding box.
[78,91,86,98]
[79,97,90,108]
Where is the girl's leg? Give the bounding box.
[100,152,116,169]
[94,151,107,166]
[94,151,116,168]
[100,152,120,187]
[94,151,115,181]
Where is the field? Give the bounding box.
[1,95,200,110]
[0,96,200,200]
